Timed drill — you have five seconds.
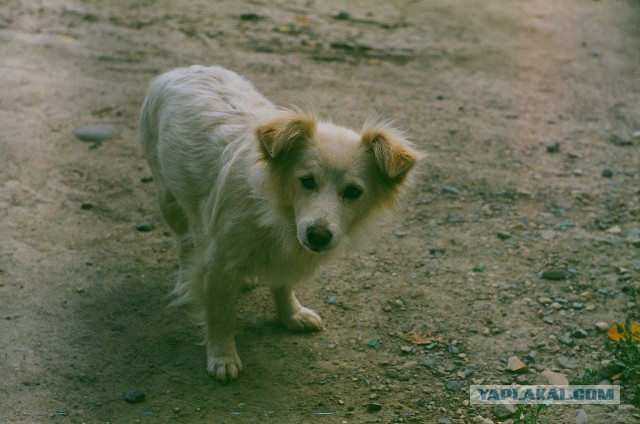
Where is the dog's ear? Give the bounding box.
[256,113,317,159]
[361,127,421,185]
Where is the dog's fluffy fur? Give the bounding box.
[139,65,422,382]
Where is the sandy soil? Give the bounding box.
[1,1,640,423]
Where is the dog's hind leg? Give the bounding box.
[201,262,243,383]
[158,191,194,276]
[272,286,323,332]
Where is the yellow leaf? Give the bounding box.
[607,322,640,342]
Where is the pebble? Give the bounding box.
[594,322,610,332]
[557,356,577,369]
[572,329,588,338]
[558,335,574,346]
[572,302,584,310]
[546,141,561,153]
[444,380,461,391]
[493,402,516,419]
[496,231,512,240]
[473,416,495,424]
[448,345,460,354]
[441,186,460,196]
[74,124,120,142]
[400,346,413,354]
[437,419,451,424]
[124,390,145,404]
[541,268,568,280]
[402,361,419,370]
[366,403,382,413]
[385,369,400,379]
[576,409,588,424]
[136,220,153,232]
[543,316,554,324]
[550,302,563,310]
[538,297,553,304]
[506,356,527,373]
[326,295,337,304]
[541,369,569,385]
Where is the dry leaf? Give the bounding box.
[607,322,640,342]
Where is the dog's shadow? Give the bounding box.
[72,267,325,415]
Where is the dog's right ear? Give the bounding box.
[256,113,317,159]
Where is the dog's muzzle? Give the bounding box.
[305,225,333,252]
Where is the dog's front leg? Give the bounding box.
[272,286,323,332]
[203,266,242,383]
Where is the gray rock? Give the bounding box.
[576,409,588,424]
[493,401,516,419]
[444,380,461,391]
[543,316,554,324]
[541,369,569,385]
[557,355,577,369]
[558,335,574,346]
[437,419,451,424]
[74,124,120,142]
[594,322,610,332]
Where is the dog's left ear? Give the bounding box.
[361,128,422,185]
[256,113,317,159]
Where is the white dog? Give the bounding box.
[139,65,422,382]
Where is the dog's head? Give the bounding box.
[256,112,422,253]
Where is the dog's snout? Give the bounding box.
[306,225,333,251]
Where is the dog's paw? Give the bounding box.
[281,306,323,332]
[207,352,243,383]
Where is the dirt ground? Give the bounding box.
[1,1,640,423]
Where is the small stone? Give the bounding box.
[394,230,406,238]
[473,416,495,424]
[601,169,613,178]
[550,302,563,310]
[136,221,153,232]
[543,316,554,324]
[74,124,120,143]
[459,368,474,379]
[400,346,413,354]
[444,380,461,391]
[402,361,418,371]
[576,409,588,424]
[493,401,516,419]
[326,295,337,304]
[441,186,460,196]
[605,225,622,234]
[546,141,560,153]
[594,322,610,332]
[416,399,426,408]
[558,335,574,346]
[421,360,432,368]
[572,302,584,310]
[437,419,451,424]
[541,268,568,280]
[506,356,527,373]
[124,390,145,404]
[557,355,577,369]
[541,369,569,385]
[366,403,382,413]
[572,329,588,338]
[448,345,460,354]
[538,297,553,304]
[497,231,512,240]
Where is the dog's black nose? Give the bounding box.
[306,225,333,251]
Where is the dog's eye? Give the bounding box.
[343,185,363,200]
[300,176,316,190]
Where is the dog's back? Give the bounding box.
[139,65,275,207]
